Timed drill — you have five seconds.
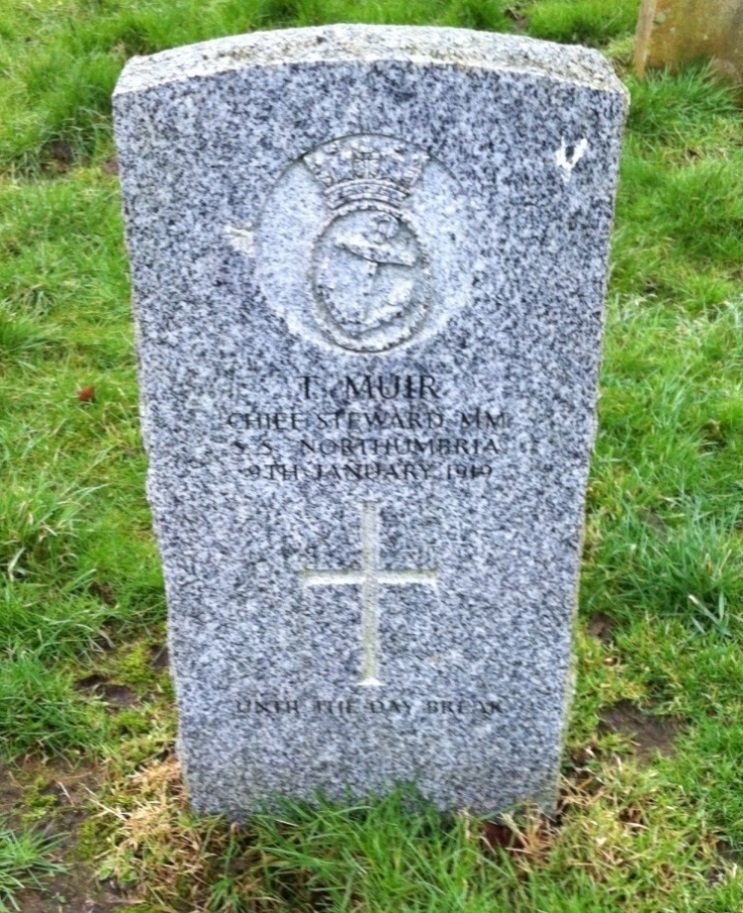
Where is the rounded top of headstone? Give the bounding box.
[114,25,627,99]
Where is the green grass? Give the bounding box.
[1,0,743,909]
[0,0,510,174]
[525,0,638,45]
[0,827,65,912]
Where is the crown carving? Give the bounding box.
[304,137,429,210]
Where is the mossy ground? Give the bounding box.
[2,1,743,910]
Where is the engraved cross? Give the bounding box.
[302,501,438,687]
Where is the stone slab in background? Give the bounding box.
[635,0,743,97]
[113,25,627,818]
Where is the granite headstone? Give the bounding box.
[113,25,628,817]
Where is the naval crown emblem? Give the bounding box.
[303,135,433,354]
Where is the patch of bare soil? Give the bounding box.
[89,581,117,607]
[504,6,529,32]
[705,839,742,887]
[599,700,683,762]
[74,675,139,710]
[0,764,24,819]
[15,880,127,913]
[639,508,668,538]
[587,611,615,644]
[150,645,169,672]
[2,760,130,912]
[41,139,75,175]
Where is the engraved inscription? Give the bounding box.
[228,373,514,484]
[302,501,438,687]
[236,698,502,716]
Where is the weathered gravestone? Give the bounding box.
[113,26,627,817]
[635,0,743,98]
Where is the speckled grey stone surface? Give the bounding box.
[113,25,627,817]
